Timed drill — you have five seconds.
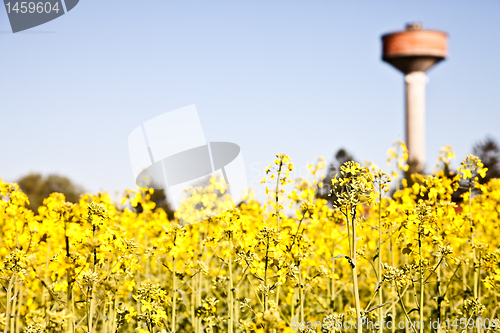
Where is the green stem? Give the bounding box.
[228,236,234,333]
[9,281,18,333]
[419,230,424,333]
[274,161,282,317]
[299,265,304,323]
[331,246,336,311]
[15,283,22,333]
[390,236,396,333]
[172,255,177,333]
[264,234,270,311]
[469,184,479,304]
[65,221,74,333]
[378,188,383,333]
[396,284,418,333]
[88,285,94,333]
[350,208,362,333]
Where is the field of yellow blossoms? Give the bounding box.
[1,144,500,333]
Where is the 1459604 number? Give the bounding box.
[5,2,60,14]
[445,318,498,330]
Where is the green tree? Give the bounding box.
[473,136,500,184]
[449,136,499,203]
[17,173,84,211]
[317,148,356,201]
[135,187,175,220]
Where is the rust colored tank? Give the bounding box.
[382,23,448,74]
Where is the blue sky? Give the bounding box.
[1,0,499,197]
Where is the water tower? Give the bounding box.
[382,23,448,171]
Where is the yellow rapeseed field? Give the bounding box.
[1,144,499,333]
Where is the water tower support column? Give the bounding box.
[405,71,428,170]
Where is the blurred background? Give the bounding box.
[1,0,499,206]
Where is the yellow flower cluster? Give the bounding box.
[1,146,500,333]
